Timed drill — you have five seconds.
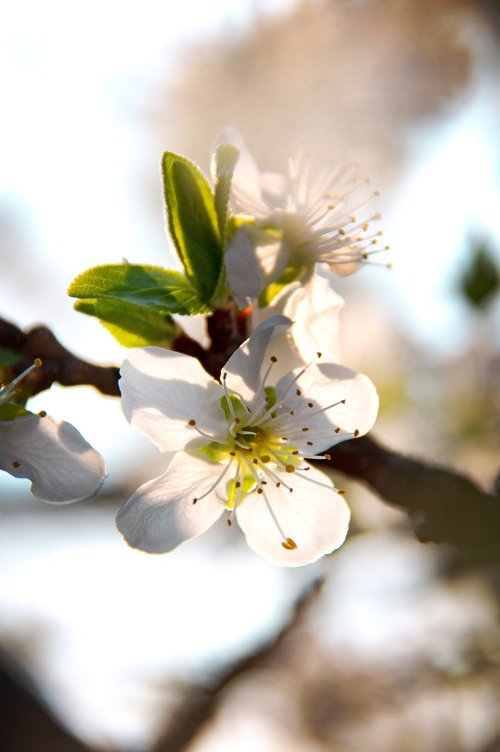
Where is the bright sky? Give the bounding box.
[1,2,500,748]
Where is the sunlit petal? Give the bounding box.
[0,414,107,502]
[116,452,225,553]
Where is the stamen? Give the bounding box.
[192,460,233,504]
[0,359,43,405]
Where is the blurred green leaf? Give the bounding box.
[0,402,32,421]
[459,242,500,309]
[162,152,222,301]
[0,346,22,367]
[74,298,177,348]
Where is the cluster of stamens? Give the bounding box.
[187,355,357,552]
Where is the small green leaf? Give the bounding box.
[74,298,177,348]
[0,347,22,367]
[162,152,223,301]
[212,144,239,243]
[0,402,32,422]
[258,264,308,307]
[68,264,211,316]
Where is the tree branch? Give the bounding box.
[323,435,500,561]
[2,314,499,560]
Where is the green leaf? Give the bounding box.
[162,152,222,301]
[459,241,500,310]
[0,402,32,422]
[0,346,22,367]
[74,298,177,348]
[212,144,239,243]
[258,264,308,307]
[68,264,211,316]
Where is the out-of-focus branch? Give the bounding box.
[152,578,324,752]
[323,435,500,561]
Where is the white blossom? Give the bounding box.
[216,129,389,301]
[0,361,107,502]
[117,317,378,567]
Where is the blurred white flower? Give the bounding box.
[217,129,389,302]
[117,316,378,567]
[0,361,107,502]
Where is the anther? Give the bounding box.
[252,459,258,465]
[188,419,196,426]
[306,441,313,446]
[317,352,322,358]
[323,454,331,460]
[341,399,346,404]
[281,538,297,550]
[296,389,301,396]
[354,429,360,437]
[335,427,341,434]
[307,402,313,408]
[230,451,236,456]
[260,455,271,463]
[270,356,278,363]
[192,498,198,504]
[338,489,346,495]
[38,410,47,418]
[257,488,263,494]
[290,410,294,416]
[285,465,295,473]
[11,461,20,468]
[302,427,309,432]
[235,481,241,488]
[34,358,42,368]
[227,519,232,526]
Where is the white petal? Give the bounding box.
[236,465,350,567]
[253,269,344,367]
[116,452,225,553]
[225,224,287,304]
[120,347,226,452]
[0,414,107,502]
[276,362,379,453]
[223,315,292,403]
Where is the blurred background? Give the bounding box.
[1,0,500,749]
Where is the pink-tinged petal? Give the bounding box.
[116,452,225,554]
[225,225,287,304]
[120,347,226,453]
[0,414,107,502]
[253,270,344,368]
[236,465,350,567]
[223,315,292,403]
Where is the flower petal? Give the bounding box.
[236,465,350,566]
[116,452,225,553]
[225,224,287,304]
[120,347,226,452]
[0,414,107,502]
[276,362,379,453]
[253,269,344,367]
[223,315,292,403]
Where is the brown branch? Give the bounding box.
[322,435,500,561]
[2,314,499,560]
[152,578,324,752]
[0,318,120,397]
